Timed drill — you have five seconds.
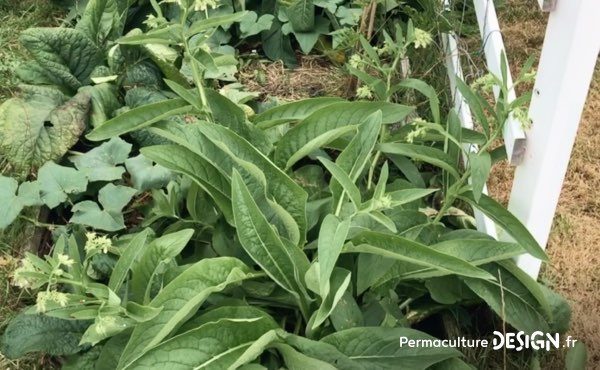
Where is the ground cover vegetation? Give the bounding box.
[0,0,578,368]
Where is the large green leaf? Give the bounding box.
[0,90,91,173]
[83,83,121,128]
[290,17,330,54]
[76,0,124,46]
[150,123,308,244]
[318,157,361,209]
[204,89,271,155]
[86,98,193,141]
[19,28,103,90]
[117,24,183,45]
[124,315,278,370]
[108,229,152,294]
[462,263,550,334]
[376,239,524,284]
[467,151,491,202]
[232,171,310,313]
[348,231,495,280]
[70,184,136,231]
[330,111,382,206]
[289,0,315,32]
[130,229,195,304]
[275,343,338,370]
[458,191,547,261]
[118,257,257,369]
[141,144,233,221]
[275,102,413,168]
[310,268,351,330]
[318,214,351,298]
[185,12,249,37]
[251,97,343,129]
[96,332,130,370]
[0,311,90,359]
[378,143,460,179]
[261,19,297,66]
[321,327,460,369]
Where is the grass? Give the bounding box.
[0,1,64,368]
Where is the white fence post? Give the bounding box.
[509,0,600,278]
[442,28,498,238]
[472,0,527,165]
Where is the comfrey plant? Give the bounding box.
[0,1,570,369]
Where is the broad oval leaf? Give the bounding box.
[349,231,495,280]
[118,257,257,368]
[378,143,460,179]
[124,316,278,370]
[321,327,461,370]
[86,98,192,141]
[289,0,315,32]
[275,102,414,168]
[458,191,547,261]
[231,171,311,314]
[467,151,491,202]
[141,144,233,222]
[252,97,343,129]
[462,262,550,334]
[0,311,90,359]
[151,123,308,244]
[130,229,195,303]
[317,214,351,297]
[19,27,103,89]
[0,90,90,173]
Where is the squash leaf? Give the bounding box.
[70,183,136,231]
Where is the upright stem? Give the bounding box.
[367,51,404,190]
[181,6,213,122]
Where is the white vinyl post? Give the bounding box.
[442,29,498,238]
[472,0,527,165]
[509,0,600,278]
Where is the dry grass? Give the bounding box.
[485,1,600,368]
[239,55,352,101]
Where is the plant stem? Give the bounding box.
[367,50,404,190]
[180,7,213,122]
[18,216,55,229]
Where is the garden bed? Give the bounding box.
[0,0,594,369]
